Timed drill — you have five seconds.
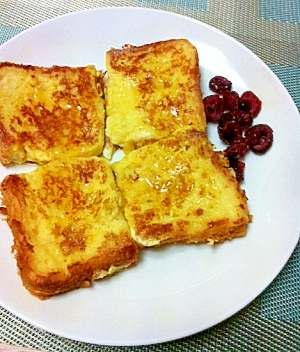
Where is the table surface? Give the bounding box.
[0,1,299,351]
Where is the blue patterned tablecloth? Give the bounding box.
[0,1,299,351]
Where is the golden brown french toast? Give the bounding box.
[105,39,206,154]
[112,130,251,247]
[0,156,138,299]
[0,62,105,165]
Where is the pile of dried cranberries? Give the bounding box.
[203,75,273,182]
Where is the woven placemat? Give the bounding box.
[0,1,299,351]
[1,293,299,352]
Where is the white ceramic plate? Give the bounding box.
[0,7,299,346]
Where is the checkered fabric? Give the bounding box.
[0,1,299,351]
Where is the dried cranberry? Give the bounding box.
[218,120,243,144]
[209,76,232,93]
[223,90,239,111]
[239,91,262,118]
[236,110,253,128]
[229,159,245,183]
[219,111,234,124]
[204,74,272,182]
[245,124,273,154]
[203,94,224,123]
[224,137,250,159]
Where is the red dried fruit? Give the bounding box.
[236,110,253,128]
[205,74,272,182]
[245,124,273,154]
[223,90,239,111]
[203,94,224,123]
[218,120,243,144]
[229,159,245,183]
[224,137,250,159]
[239,91,262,118]
[219,111,237,123]
[209,76,232,93]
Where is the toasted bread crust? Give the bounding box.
[0,63,105,165]
[113,130,251,246]
[105,39,207,150]
[1,157,138,299]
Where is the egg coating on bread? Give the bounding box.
[105,39,206,152]
[0,63,105,165]
[0,157,138,299]
[112,130,251,246]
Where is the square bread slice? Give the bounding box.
[0,156,138,299]
[105,39,207,154]
[112,130,251,247]
[0,62,105,165]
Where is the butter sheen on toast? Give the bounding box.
[0,63,105,165]
[0,157,138,299]
[113,130,251,247]
[105,39,207,153]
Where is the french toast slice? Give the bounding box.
[0,156,138,299]
[112,130,251,247]
[0,63,105,165]
[105,39,206,154]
